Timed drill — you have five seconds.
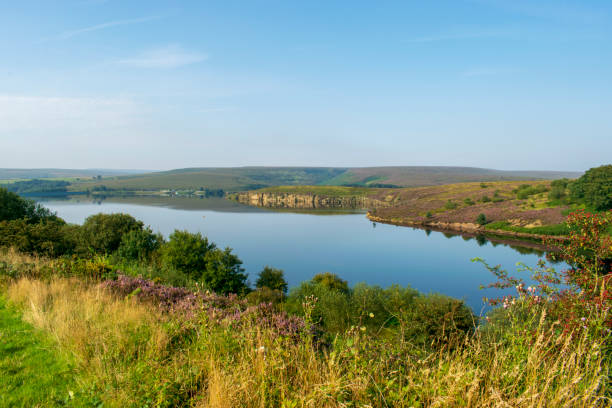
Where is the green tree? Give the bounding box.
[116,227,164,261]
[78,213,144,255]
[161,230,215,277]
[0,188,56,223]
[569,165,612,210]
[255,266,288,294]
[312,272,349,294]
[202,247,248,294]
[476,213,488,225]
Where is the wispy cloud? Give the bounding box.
[54,16,160,40]
[116,45,207,68]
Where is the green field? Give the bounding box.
[68,166,581,193]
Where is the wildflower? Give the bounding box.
[369,313,374,318]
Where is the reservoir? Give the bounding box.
[38,196,557,313]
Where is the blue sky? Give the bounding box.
[1,0,610,171]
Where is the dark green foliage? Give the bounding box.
[255,266,288,294]
[161,230,215,277]
[513,184,548,200]
[0,219,74,257]
[476,213,488,225]
[463,198,475,206]
[425,211,433,219]
[0,188,56,223]
[480,183,488,188]
[161,230,248,294]
[408,294,474,343]
[286,278,474,344]
[1,179,69,194]
[202,247,248,295]
[569,165,612,210]
[480,195,491,203]
[312,272,349,294]
[444,200,458,210]
[116,228,164,261]
[78,213,144,255]
[246,287,285,306]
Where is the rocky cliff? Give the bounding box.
[230,191,391,209]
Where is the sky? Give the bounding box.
[1,0,611,171]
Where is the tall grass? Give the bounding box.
[3,270,609,407]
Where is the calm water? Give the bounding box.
[38,196,557,313]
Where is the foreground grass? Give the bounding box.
[2,278,608,406]
[1,250,609,407]
[0,296,76,407]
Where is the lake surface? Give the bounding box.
[38,196,559,313]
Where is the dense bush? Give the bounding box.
[77,213,144,255]
[476,213,488,225]
[116,227,163,261]
[161,230,215,276]
[569,164,612,210]
[0,219,74,257]
[0,188,57,223]
[286,276,474,343]
[255,266,288,294]
[311,272,349,294]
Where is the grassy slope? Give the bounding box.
[0,251,607,407]
[0,296,77,407]
[68,166,582,192]
[250,181,573,233]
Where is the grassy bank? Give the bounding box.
[0,295,78,407]
[1,251,608,407]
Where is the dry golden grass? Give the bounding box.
[1,252,608,407]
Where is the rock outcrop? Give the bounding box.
[230,192,391,210]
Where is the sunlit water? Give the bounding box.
[37,196,562,313]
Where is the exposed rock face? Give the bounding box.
[231,192,391,209]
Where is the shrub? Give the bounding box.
[116,228,163,261]
[481,195,491,203]
[480,183,488,188]
[444,200,458,210]
[161,230,215,277]
[312,272,349,294]
[0,218,74,257]
[0,188,57,223]
[569,164,612,210]
[201,247,248,295]
[255,266,288,294]
[463,198,475,206]
[425,211,433,219]
[476,213,488,225]
[78,213,144,255]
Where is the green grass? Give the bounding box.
[485,221,570,236]
[0,296,78,407]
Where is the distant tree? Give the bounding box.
[255,266,288,294]
[312,272,349,294]
[476,213,488,225]
[444,200,458,210]
[463,198,475,206]
[480,195,491,203]
[569,165,612,210]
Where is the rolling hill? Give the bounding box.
[68,166,582,192]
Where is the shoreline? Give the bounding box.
[366,213,567,249]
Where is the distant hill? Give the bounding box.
[0,168,150,181]
[69,166,582,192]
